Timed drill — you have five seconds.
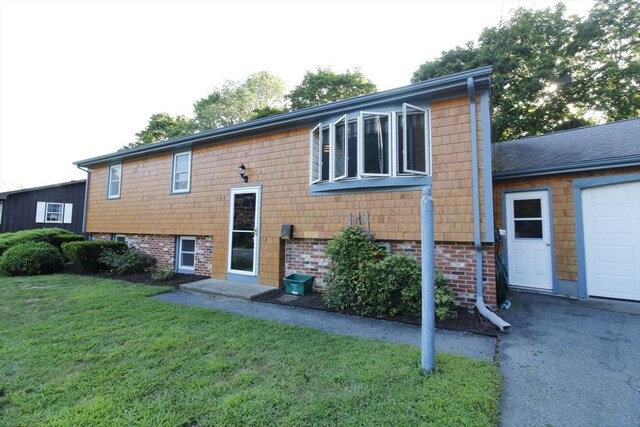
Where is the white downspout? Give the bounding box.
[467,77,510,332]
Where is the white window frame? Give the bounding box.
[45,202,64,223]
[331,115,348,181]
[178,236,196,272]
[310,124,322,184]
[359,111,392,178]
[172,151,192,193]
[402,103,431,176]
[113,234,126,243]
[107,164,122,198]
[0,201,3,224]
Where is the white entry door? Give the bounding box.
[582,181,640,301]
[228,187,261,276]
[505,191,553,290]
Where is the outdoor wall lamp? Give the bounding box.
[238,163,248,183]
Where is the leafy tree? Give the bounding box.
[250,105,288,120]
[193,71,286,130]
[412,1,638,141]
[569,0,640,120]
[123,113,196,150]
[288,68,377,110]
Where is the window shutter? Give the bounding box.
[63,203,73,224]
[35,202,46,223]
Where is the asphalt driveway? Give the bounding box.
[499,291,640,427]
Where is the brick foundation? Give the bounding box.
[285,238,497,308]
[92,233,213,276]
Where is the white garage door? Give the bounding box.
[582,181,640,301]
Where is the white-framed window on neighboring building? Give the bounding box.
[309,103,431,188]
[112,234,126,243]
[45,202,64,223]
[177,236,196,273]
[108,164,122,198]
[172,151,191,193]
[35,202,73,224]
[0,200,3,224]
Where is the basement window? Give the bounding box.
[177,236,196,273]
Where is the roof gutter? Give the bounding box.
[75,66,492,168]
[493,157,640,180]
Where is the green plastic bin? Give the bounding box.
[283,273,314,296]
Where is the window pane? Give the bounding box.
[175,172,189,183]
[333,118,346,179]
[110,165,121,181]
[175,154,189,173]
[181,238,195,253]
[514,199,542,218]
[321,126,330,181]
[233,193,256,231]
[347,121,358,178]
[311,126,320,182]
[174,180,188,191]
[363,114,389,175]
[47,204,62,213]
[109,181,120,197]
[181,253,195,268]
[231,232,254,271]
[405,112,426,172]
[514,220,543,238]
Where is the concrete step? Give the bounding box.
[180,278,276,300]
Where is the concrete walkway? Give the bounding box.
[153,290,496,361]
[180,278,274,300]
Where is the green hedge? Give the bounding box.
[0,228,85,256]
[0,242,64,276]
[61,240,127,272]
[99,248,156,275]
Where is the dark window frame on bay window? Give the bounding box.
[309,103,431,190]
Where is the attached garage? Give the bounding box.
[577,179,640,301]
[493,118,640,302]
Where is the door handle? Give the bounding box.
[545,242,551,246]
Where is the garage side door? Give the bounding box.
[582,181,640,301]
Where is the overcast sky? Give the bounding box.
[0,0,594,192]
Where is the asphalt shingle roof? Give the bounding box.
[493,118,640,178]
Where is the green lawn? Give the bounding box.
[0,275,501,426]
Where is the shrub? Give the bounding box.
[99,249,156,275]
[0,242,64,276]
[322,227,456,320]
[322,227,385,311]
[150,268,176,282]
[61,240,127,272]
[401,270,456,320]
[354,255,420,317]
[0,228,84,256]
[435,272,456,321]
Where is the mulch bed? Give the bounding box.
[253,288,498,337]
[62,264,208,288]
[62,264,497,336]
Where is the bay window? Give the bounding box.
[309,103,431,186]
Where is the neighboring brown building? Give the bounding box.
[75,67,497,307]
[493,118,640,302]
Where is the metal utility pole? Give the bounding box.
[421,186,435,372]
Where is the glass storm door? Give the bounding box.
[228,187,261,276]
